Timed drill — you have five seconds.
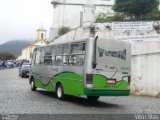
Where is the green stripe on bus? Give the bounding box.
[52,72,84,96]
[93,74,128,89]
[34,72,129,96]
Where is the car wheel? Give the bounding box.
[56,84,65,100]
[21,74,23,78]
[31,80,36,91]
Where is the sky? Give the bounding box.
[0,0,53,44]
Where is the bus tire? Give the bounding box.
[56,84,65,100]
[87,96,100,101]
[31,80,36,91]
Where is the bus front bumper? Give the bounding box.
[84,88,130,96]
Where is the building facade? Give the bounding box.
[18,27,47,61]
[49,0,115,41]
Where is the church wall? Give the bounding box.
[49,0,115,41]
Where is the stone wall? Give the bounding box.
[131,42,160,97]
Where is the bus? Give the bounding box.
[29,36,131,100]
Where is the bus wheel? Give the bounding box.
[56,84,64,100]
[87,96,100,101]
[31,80,36,91]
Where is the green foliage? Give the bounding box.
[96,0,160,22]
[96,13,128,22]
[113,0,159,20]
[142,10,160,20]
[58,26,70,36]
[0,52,16,61]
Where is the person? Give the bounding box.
[2,61,5,68]
[20,60,24,67]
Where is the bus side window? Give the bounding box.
[62,44,69,65]
[69,42,86,66]
[31,49,37,66]
[44,47,52,65]
[69,55,76,66]
[55,45,63,66]
[51,46,56,65]
[40,48,45,64]
[69,55,85,66]
[35,48,41,65]
[81,43,86,54]
[55,56,63,65]
[55,44,69,66]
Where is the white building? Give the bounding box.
[49,0,115,41]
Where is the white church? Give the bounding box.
[18,27,47,61]
[49,0,115,41]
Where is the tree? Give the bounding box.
[113,0,159,19]
[143,9,160,20]
[0,52,16,61]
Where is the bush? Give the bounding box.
[96,10,160,22]
[58,26,70,36]
[96,13,130,22]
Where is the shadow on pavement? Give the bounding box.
[37,90,122,108]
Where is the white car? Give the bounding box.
[19,63,30,78]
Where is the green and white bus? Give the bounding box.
[29,36,131,100]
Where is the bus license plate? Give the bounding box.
[107,79,116,84]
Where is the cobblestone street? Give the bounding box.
[0,68,160,114]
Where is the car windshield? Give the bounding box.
[22,65,30,70]
[21,62,30,70]
[23,62,30,65]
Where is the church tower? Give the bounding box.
[36,27,47,41]
[19,27,47,61]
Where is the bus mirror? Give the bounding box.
[92,62,97,69]
[92,36,98,69]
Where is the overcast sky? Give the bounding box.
[0,0,53,44]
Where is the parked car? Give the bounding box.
[6,61,14,68]
[19,62,30,78]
